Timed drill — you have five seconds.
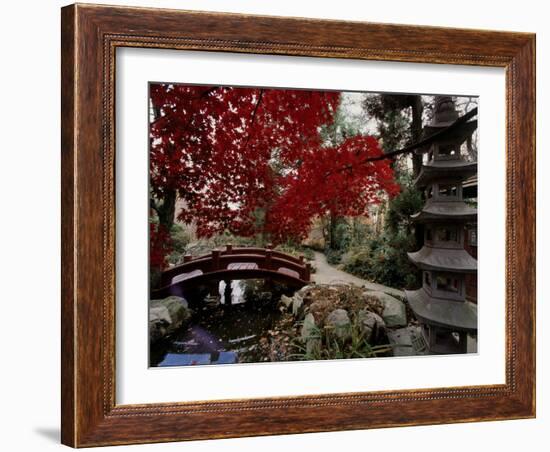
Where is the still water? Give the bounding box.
[150,280,287,367]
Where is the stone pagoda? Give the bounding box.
[405,96,478,354]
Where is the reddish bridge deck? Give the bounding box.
[151,245,311,299]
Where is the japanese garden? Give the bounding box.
[148,84,479,367]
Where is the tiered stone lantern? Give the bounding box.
[405,96,478,354]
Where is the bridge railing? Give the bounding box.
[159,244,311,287]
[190,244,305,265]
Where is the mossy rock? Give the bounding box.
[149,296,191,343]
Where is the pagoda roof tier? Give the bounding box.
[407,246,477,272]
[423,120,477,146]
[414,160,477,187]
[411,200,477,223]
[405,288,477,332]
[414,120,478,155]
[423,119,477,139]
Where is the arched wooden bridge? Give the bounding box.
[151,245,311,299]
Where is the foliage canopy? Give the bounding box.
[149,85,400,267]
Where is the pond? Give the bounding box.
[150,280,292,367]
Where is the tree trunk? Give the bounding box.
[410,96,426,250]
[258,206,268,247]
[319,216,329,248]
[157,189,176,232]
[411,96,424,178]
[329,214,338,250]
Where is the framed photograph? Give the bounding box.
[61,3,536,447]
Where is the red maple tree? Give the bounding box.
[267,135,400,242]
[149,84,399,268]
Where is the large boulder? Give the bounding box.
[278,293,305,318]
[296,284,317,299]
[279,294,294,310]
[149,296,191,343]
[149,306,171,342]
[301,313,320,355]
[326,309,351,340]
[308,298,333,324]
[387,326,424,357]
[291,294,304,318]
[357,309,386,344]
[364,291,407,327]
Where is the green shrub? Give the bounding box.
[166,223,191,265]
[275,242,311,259]
[385,174,423,234]
[333,220,352,250]
[325,248,344,265]
[338,174,423,290]
[342,231,420,290]
[291,313,393,361]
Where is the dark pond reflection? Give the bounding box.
[150,279,293,367]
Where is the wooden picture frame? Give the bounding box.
[61,3,536,447]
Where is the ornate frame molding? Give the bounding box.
[61,4,535,447]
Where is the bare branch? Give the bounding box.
[325,107,478,177]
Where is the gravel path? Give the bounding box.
[311,251,405,298]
